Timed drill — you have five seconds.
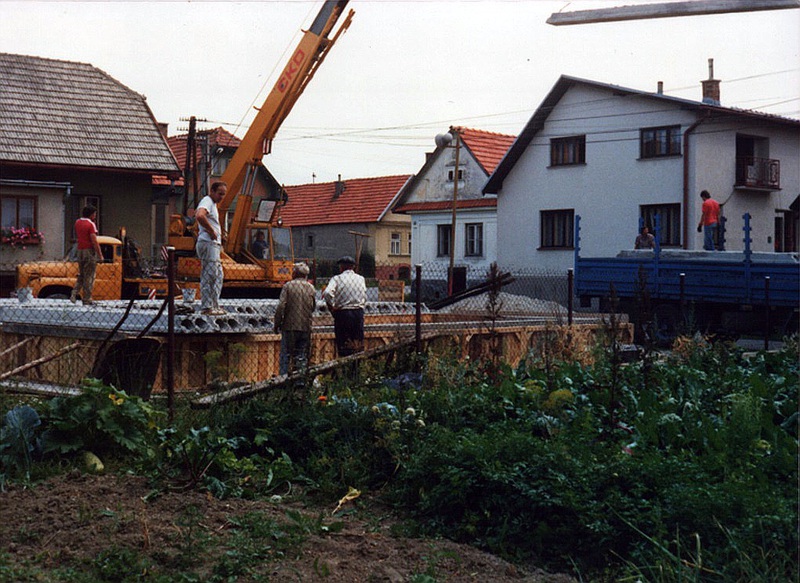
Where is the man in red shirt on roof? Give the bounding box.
[697,190,721,251]
[70,205,103,305]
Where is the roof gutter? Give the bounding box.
[682,113,708,249]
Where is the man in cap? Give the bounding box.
[273,262,316,375]
[323,256,366,357]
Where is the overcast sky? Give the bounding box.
[1,1,798,186]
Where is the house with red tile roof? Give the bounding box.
[0,53,180,294]
[161,126,283,239]
[392,126,516,279]
[281,174,413,279]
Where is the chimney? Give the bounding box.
[333,174,346,199]
[701,58,720,105]
[157,122,169,138]
[657,81,663,95]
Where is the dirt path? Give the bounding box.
[1,473,576,582]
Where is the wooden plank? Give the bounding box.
[191,333,443,409]
[0,380,82,398]
[0,342,82,381]
[547,0,799,26]
[0,337,34,359]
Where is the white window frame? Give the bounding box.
[464,223,483,257]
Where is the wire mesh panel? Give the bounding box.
[1,253,624,406]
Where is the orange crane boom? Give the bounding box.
[220,0,354,257]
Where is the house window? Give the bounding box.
[212,156,229,176]
[640,203,681,247]
[390,232,401,255]
[1,195,37,230]
[407,230,412,255]
[436,224,451,257]
[447,168,464,182]
[465,223,483,257]
[306,234,314,249]
[550,136,585,166]
[540,209,574,249]
[640,126,681,158]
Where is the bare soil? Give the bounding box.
[1,472,577,582]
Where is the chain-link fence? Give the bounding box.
[1,250,624,411]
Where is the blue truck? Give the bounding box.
[574,214,799,338]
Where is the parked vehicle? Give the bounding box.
[574,214,799,337]
[15,233,198,300]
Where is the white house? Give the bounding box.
[484,67,800,272]
[393,126,516,280]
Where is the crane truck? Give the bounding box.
[16,1,354,300]
[168,0,354,298]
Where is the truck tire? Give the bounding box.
[40,288,72,300]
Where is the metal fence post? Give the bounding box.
[167,247,175,422]
[567,268,574,326]
[764,276,771,352]
[415,264,422,355]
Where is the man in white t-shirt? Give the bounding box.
[195,181,227,315]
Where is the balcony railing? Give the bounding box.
[735,156,780,190]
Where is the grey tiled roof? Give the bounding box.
[0,53,180,175]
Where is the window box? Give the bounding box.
[1,227,45,248]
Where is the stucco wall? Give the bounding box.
[411,207,497,273]
[690,120,799,252]
[0,181,67,267]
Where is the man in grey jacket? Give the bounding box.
[274,262,316,374]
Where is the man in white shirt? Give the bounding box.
[323,256,366,357]
[195,181,227,315]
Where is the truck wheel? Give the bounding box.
[40,290,71,300]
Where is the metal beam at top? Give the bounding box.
[547,0,800,26]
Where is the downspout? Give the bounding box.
[682,114,708,249]
[63,184,73,257]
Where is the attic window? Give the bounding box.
[550,136,585,166]
[447,168,464,182]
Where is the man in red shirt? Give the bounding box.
[70,205,103,304]
[697,190,721,251]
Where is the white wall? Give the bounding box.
[690,120,800,252]
[406,139,498,269]
[498,85,694,270]
[497,83,800,270]
[411,207,497,273]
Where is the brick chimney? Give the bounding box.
[701,58,720,105]
[333,174,346,199]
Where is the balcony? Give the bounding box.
[735,156,780,191]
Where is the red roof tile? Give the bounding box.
[281,175,413,226]
[454,127,516,174]
[394,198,497,214]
